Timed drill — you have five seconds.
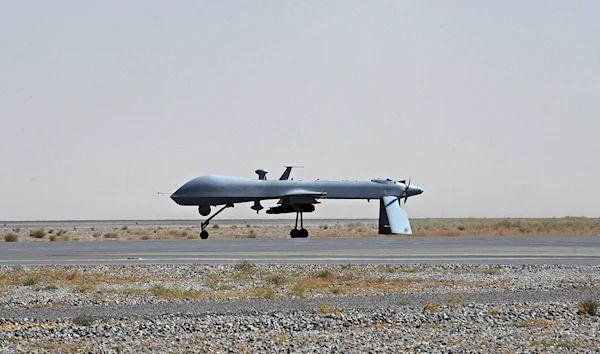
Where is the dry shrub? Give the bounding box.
[4,233,18,242]
[72,313,96,327]
[423,300,439,313]
[251,286,275,299]
[317,303,330,315]
[447,297,462,309]
[233,260,255,273]
[578,298,599,315]
[291,282,306,298]
[30,229,46,239]
[266,274,288,286]
[315,269,334,278]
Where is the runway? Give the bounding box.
[1,236,599,265]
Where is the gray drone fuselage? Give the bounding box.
[170,175,423,207]
[170,169,424,236]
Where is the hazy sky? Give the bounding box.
[1,1,599,221]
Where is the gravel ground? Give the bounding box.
[0,264,599,353]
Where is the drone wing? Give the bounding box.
[277,190,327,205]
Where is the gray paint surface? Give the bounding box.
[1,236,599,266]
[170,171,424,235]
[170,174,424,206]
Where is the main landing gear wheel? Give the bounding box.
[290,228,308,238]
[290,211,309,238]
[200,230,209,239]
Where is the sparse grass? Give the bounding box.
[317,303,330,315]
[49,235,57,242]
[447,297,462,309]
[150,284,205,300]
[399,267,419,273]
[330,287,346,295]
[122,287,146,296]
[23,275,41,286]
[380,265,396,273]
[314,269,334,278]
[397,299,410,306]
[480,268,503,275]
[45,284,58,290]
[267,274,289,286]
[316,303,341,315]
[72,313,96,327]
[423,300,439,313]
[577,298,599,315]
[490,309,500,316]
[291,282,306,297]
[529,338,577,349]
[141,235,152,240]
[103,232,118,239]
[8,218,600,243]
[412,217,600,237]
[233,260,256,273]
[516,318,556,328]
[251,286,275,299]
[29,229,46,239]
[0,265,500,301]
[4,233,18,242]
[205,279,233,291]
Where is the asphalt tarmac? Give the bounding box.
[1,236,599,265]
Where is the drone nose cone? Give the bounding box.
[170,192,181,204]
[170,185,188,205]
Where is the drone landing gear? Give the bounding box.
[199,204,233,239]
[290,211,309,238]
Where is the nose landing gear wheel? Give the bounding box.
[290,229,299,238]
[298,228,308,238]
[198,204,234,240]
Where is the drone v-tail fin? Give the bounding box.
[279,166,304,180]
[379,196,412,234]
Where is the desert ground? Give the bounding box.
[1,219,599,353]
[3,217,600,243]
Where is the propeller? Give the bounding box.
[399,178,411,205]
